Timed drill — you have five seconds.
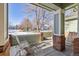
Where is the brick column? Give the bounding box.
[53,9,65,51]
[53,35,65,51]
[73,38,79,55]
[73,4,79,55]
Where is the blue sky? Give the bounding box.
[8,3,35,26]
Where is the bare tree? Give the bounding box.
[23,4,42,31]
[23,4,54,31]
[19,17,32,31]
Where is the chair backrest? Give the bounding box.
[66,32,77,42]
[15,35,21,45]
[15,35,29,48]
[65,32,69,38]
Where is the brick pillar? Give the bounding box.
[72,4,79,56]
[53,9,65,51]
[53,35,65,51]
[73,38,79,55]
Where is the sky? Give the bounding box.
[8,3,35,26]
[8,3,54,26]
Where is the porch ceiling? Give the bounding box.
[54,3,74,9]
[31,3,60,11]
[31,3,76,11]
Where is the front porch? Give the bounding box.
[0,3,79,56]
[10,35,73,56]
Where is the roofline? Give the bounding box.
[31,3,60,11]
[64,3,77,10]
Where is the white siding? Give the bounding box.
[65,20,78,32]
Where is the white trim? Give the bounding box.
[53,12,55,35]
[59,9,61,35]
[77,4,79,33]
[53,34,64,36]
[4,3,8,40]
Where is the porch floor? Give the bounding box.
[10,38,73,56]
